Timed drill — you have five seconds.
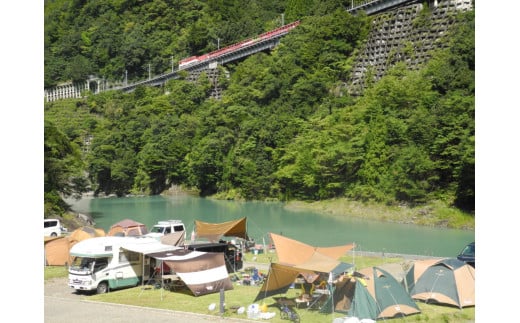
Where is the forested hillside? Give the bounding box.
[44,0,475,219]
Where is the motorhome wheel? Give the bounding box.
[96,282,108,294]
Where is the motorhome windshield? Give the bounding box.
[70,257,110,273]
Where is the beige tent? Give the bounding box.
[45,226,106,266]
[107,219,148,236]
[194,217,248,242]
[44,236,73,266]
[69,226,106,242]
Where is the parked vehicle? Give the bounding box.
[145,220,186,240]
[44,219,67,237]
[68,236,177,294]
[457,241,475,267]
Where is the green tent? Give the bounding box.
[403,258,475,308]
[328,267,420,320]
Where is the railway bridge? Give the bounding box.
[43,0,454,102]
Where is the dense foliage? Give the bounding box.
[44,0,474,216]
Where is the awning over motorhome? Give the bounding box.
[120,237,181,254]
[151,249,233,296]
[195,217,248,242]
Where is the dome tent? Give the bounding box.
[107,219,148,237]
[403,258,475,309]
[326,266,420,320]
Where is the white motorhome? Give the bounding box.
[145,220,186,240]
[68,236,179,294]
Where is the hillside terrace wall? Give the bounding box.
[347,0,473,95]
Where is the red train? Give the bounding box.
[178,21,300,70]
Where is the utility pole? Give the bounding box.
[171,56,174,72]
[148,63,151,80]
[125,70,128,85]
[218,38,220,50]
[281,13,284,26]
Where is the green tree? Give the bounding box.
[44,120,88,216]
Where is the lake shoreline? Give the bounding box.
[283,198,475,231]
[75,187,474,232]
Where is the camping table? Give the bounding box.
[307,293,329,310]
[295,295,313,308]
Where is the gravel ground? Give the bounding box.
[44,276,256,323]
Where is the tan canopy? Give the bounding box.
[254,262,316,301]
[194,217,247,242]
[270,232,355,266]
[254,233,356,302]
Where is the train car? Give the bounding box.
[178,56,199,69]
[178,21,301,70]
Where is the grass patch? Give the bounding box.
[44,265,68,280]
[285,198,474,230]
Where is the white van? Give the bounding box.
[44,219,67,237]
[68,236,179,294]
[145,220,186,240]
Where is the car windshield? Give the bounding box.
[150,226,165,233]
[460,243,475,257]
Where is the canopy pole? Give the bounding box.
[260,261,273,301]
[352,244,356,268]
[161,260,164,301]
[328,271,334,320]
[142,254,145,287]
[262,236,266,254]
